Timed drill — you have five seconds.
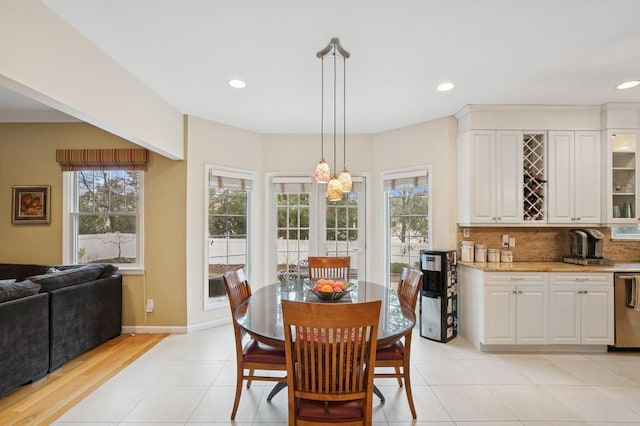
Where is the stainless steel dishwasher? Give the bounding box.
[613,274,640,348]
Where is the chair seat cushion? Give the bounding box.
[296,398,363,422]
[243,339,286,364]
[375,340,405,361]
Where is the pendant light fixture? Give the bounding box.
[338,52,352,192]
[314,38,351,200]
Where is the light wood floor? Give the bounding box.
[0,332,167,426]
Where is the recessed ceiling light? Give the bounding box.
[437,82,455,92]
[616,80,640,90]
[228,79,246,89]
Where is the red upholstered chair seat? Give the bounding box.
[375,340,405,361]
[243,339,287,364]
[296,399,364,422]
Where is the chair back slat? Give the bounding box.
[396,266,423,310]
[282,299,381,424]
[307,256,351,281]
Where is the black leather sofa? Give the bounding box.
[0,263,122,397]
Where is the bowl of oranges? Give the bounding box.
[305,278,356,301]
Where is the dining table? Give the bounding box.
[233,278,417,403]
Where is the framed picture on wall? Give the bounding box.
[12,185,51,225]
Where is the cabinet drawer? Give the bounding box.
[485,272,547,284]
[549,272,612,286]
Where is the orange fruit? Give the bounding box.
[326,279,336,286]
[333,281,345,290]
[331,286,342,292]
[317,278,327,286]
[320,284,333,292]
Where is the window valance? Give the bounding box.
[56,149,148,171]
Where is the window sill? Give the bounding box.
[115,267,145,275]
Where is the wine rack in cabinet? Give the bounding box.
[523,133,546,222]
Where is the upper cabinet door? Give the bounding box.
[470,131,497,223]
[547,131,600,224]
[496,131,524,223]
[573,131,601,223]
[548,131,574,223]
[605,130,640,224]
[462,130,523,225]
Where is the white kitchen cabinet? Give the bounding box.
[603,130,640,224]
[458,130,523,225]
[483,272,548,345]
[549,273,614,345]
[547,131,601,224]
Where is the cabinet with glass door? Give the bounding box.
[606,131,640,224]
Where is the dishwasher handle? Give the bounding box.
[616,275,638,309]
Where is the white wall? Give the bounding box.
[0,0,184,159]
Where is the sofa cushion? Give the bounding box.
[0,264,52,281]
[28,264,106,292]
[0,279,41,302]
[99,264,119,278]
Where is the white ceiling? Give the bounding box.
[3,0,640,133]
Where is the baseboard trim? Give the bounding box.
[121,317,231,335]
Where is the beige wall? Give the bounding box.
[371,116,459,279]
[0,122,187,328]
[185,117,264,327]
[0,116,459,330]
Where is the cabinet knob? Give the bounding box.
[518,290,523,294]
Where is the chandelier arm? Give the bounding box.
[316,37,351,59]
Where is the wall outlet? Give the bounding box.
[509,237,516,248]
[501,234,509,248]
[463,228,470,238]
[145,298,154,313]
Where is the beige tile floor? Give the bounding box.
[54,323,640,425]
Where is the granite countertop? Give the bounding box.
[458,261,640,273]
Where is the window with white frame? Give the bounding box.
[612,225,640,240]
[383,168,431,288]
[64,170,143,269]
[206,167,253,302]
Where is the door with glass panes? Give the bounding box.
[270,176,366,282]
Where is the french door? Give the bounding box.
[269,175,366,282]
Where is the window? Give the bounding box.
[63,170,143,270]
[268,175,367,282]
[383,167,431,287]
[612,225,640,240]
[206,167,254,304]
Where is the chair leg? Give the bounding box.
[394,366,403,387]
[403,361,417,419]
[231,367,243,420]
[246,368,254,388]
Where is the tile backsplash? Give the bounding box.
[457,227,640,263]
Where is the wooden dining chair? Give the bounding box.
[307,256,351,281]
[223,267,287,420]
[373,266,423,419]
[281,299,381,426]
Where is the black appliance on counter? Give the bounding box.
[419,249,457,343]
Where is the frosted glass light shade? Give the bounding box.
[339,169,352,192]
[327,177,344,201]
[314,160,330,183]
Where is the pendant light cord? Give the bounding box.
[320,56,324,160]
[343,56,346,169]
[333,50,337,176]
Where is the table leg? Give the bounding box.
[266,382,287,402]
[373,384,385,403]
